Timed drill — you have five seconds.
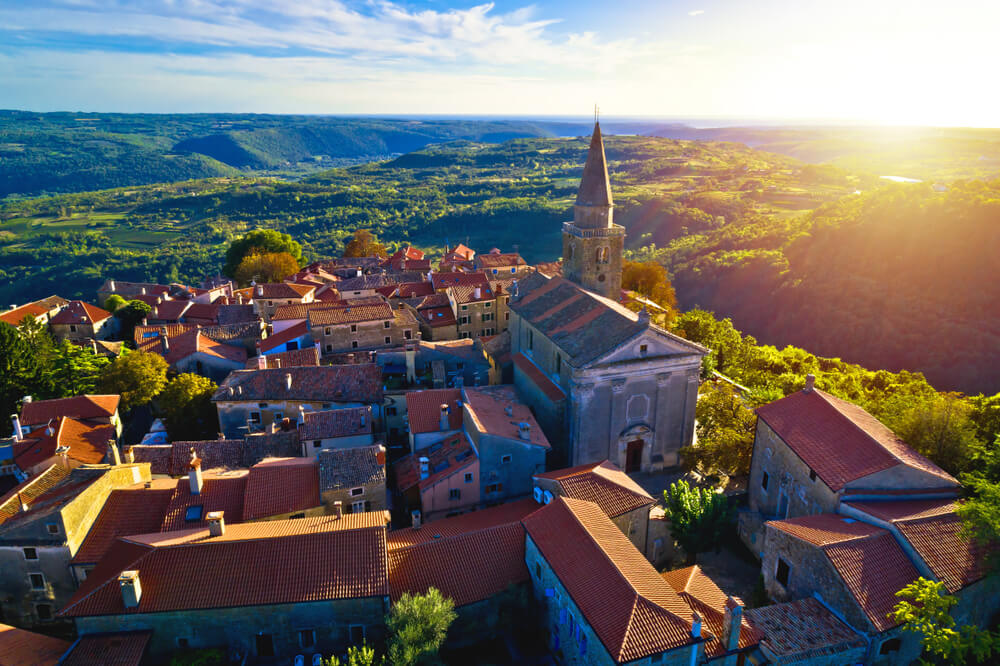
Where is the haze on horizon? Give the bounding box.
[0,0,996,128]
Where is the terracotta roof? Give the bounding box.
[430,271,490,292]
[250,283,315,299]
[318,445,386,492]
[159,473,249,532]
[418,306,457,328]
[308,300,394,326]
[0,297,66,325]
[535,460,652,517]
[61,632,150,666]
[394,433,476,492]
[744,598,866,661]
[0,465,71,526]
[300,407,373,441]
[577,122,613,208]
[217,304,258,325]
[243,458,320,520]
[523,497,696,663]
[258,321,310,353]
[20,394,120,427]
[415,292,451,310]
[534,261,563,278]
[405,389,463,434]
[388,498,540,550]
[271,302,338,321]
[448,244,476,261]
[212,365,383,404]
[661,565,762,658]
[50,300,112,325]
[182,302,220,323]
[148,299,190,322]
[449,282,495,305]
[844,498,956,523]
[756,389,958,492]
[0,466,112,530]
[512,353,566,402]
[893,512,989,593]
[59,516,389,617]
[137,328,247,366]
[476,252,527,269]
[72,487,175,564]
[0,623,70,665]
[99,280,173,297]
[462,386,550,448]
[394,282,435,298]
[166,440,245,476]
[767,513,885,546]
[13,417,114,469]
[245,347,321,369]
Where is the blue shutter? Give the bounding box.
[559,608,567,624]
[545,588,555,598]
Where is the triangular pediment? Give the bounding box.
[588,327,707,367]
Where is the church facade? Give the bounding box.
[509,123,707,473]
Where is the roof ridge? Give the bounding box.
[615,593,641,662]
[58,544,154,616]
[813,390,905,468]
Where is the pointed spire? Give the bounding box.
[576,122,613,208]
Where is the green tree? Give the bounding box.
[323,645,383,666]
[98,351,168,410]
[233,251,301,286]
[104,294,127,313]
[680,384,758,478]
[886,392,981,476]
[621,260,678,327]
[663,479,732,563]
[891,577,997,665]
[385,588,457,666]
[223,229,302,277]
[48,340,111,397]
[159,373,218,441]
[114,299,153,344]
[0,322,39,436]
[343,229,387,258]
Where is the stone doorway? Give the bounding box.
[625,440,644,473]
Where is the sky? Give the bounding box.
[0,0,997,126]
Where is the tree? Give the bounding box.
[663,479,732,563]
[621,260,678,327]
[159,373,218,441]
[98,351,168,410]
[323,644,383,666]
[114,299,153,344]
[104,294,127,313]
[233,251,300,286]
[223,229,302,277]
[891,577,997,665]
[0,322,39,436]
[343,229,387,258]
[681,384,758,478]
[385,588,457,666]
[886,392,981,476]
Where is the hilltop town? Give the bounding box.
[0,124,995,666]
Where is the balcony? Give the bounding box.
[562,222,625,239]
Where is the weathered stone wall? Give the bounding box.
[561,228,624,301]
[312,314,416,355]
[321,479,388,514]
[473,433,546,505]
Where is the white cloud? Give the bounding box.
[688,10,704,16]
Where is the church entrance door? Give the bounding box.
[625,440,644,473]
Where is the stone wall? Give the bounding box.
[312,311,416,355]
[321,479,388,514]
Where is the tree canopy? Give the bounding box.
[233,251,300,286]
[663,479,732,563]
[159,373,218,441]
[223,229,302,278]
[343,229,387,258]
[681,383,758,478]
[98,351,168,411]
[385,587,456,666]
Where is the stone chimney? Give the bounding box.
[375,444,386,467]
[257,285,264,297]
[22,395,32,404]
[257,355,266,369]
[804,374,816,393]
[57,445,71,467]
[691,610,702,638]
[124,446,135,464]
[419,456,430,480]
[411,510,422,529]
[109,279,116,291]
[285,373,293,391]
[473,286,481,300]
[119,570,142,608]
[722,596,742,651]
[140,287,146,295]
[206,511,225,536]
[518,422,531,441]
[188,449,203,495]
[10,414,22,442]
[439,404,450,431]
[237,293,244,305]
[90,340,98,354]
[107,440,122,466]
[333,501,343,519]
[637,305,650,325]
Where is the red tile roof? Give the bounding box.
[523,497,696,663]
[159,474,248,532]
[756,389,957,491]
[418,306,457,328]
[61,632,150,666]
[167,440,245,476]
[394,433,476,492]
[767,513,884,547]
[405,389,462,434]
[744,598,866,660]
[0,465,73,526]
[138,329,248,365]
[387,498,540,550]
[72,487,175,565]
[181,302,220,323]
[212,365,383,404]
[272,302,339,321]
[258,321,310,353]
[0,297,64,326]
[844,498,956,523]
[395,282,435,298]
[242,458,321,520]
[430,271,489,292]
[250,283,315,299]
[245,347,321,369]
[476,252,527,269]
[20,394,120,427]
[50,300,112,326]
[13,417,114,470]
[299,407,373,440]
[308,300,394,326]
[449,282,495,305]
[512,353,566,402]
[535,461,652,517]
[59,516,389,617]
[0,623,71,665]
[149,299,190,322]
[462,386,550,448]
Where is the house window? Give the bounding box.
[35,604,52,621]
[325,327,332,335]
[776,558,791,587]
[46,523,59,535]
[492,268,498,275]
[256,633,275,657]
[352,341,359,348]
[501,454,512,464]
[879,638,902,655]
[486,483,503,493]
[258,402,268,408]
[384,321,391,329]
[250,411,261,424]
[404,329,412,340]
[299,629,316,648]
[387,406,397,416]
[461,305,468,311]
[528,330,533,350]
[555,355,561,373]
[23,547,37,560]
[761,471,769,491]
[273,412,283,422]
[185,505,204,522]
[639,344,648,354]
[177,638,190,649]
[325,344,332,352]
[350,487,364,497]
[29,573,45,590]
[505,312,509,321]
[460,316,469,325]
[351,324,357,332]
[484,302,492,308]
[460,332,470,339]
[350,625,366,645]
[313,440,322,448]
[449,489,461,500]
[464,472,473,483]
[352,500,368,513]
[809,469,817,482]
[70,325,77,333]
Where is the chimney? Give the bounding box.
[691,610,702,638]
[257,355,266,369]
[206,511,225,536]
[257,285,264,297]
[10,414,22,442]
[722,597,743,651]
[119,570,142,608]
[107,440,122,466]
[22,395,32,404]
[237,293,244,305]
[356,268,363,277]
[124,446,135,464]
[375,444,386,466]
[140,287,146,295]
[109,279,116,291]
[333,501,343,519]
[57,445,71,467]
[439,404,450,431]
[804,374,816,393]
[637,305,650,325]
[45,419,55,437]
[411,510,422,529]
[188,449,203,495]
[518,421,531,441]
[419,456,430,480]
[285,373,293,391]
[473,286,481,300]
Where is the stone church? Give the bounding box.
[509,122,707,473]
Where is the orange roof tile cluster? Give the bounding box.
[523,497,696,663]
[0,623,70,665]
[20,394,120,427]
[300,406,373,441]
[0,465,73,526]
[476,252,527,269]
[756,388,958,492]
[405,389,463,434]
[449,282,495,305]
[535,461,652,517]
[137,328,247,365]
[844,498,956,523]
[50,300,112,326]
[308,300,394,326]
[430,271,489,292]
[72,487,176,564]
[60,515,389,617]
[160,474,249,532]
[418,305,457,328]
[213,365,383,404]
[61,632,150,666]
[394,433,476,492]
[148,300,190,322]
[661,566,761,658]
[271,301,341,321]
[0,296,67,326]
[249,283,315,299]
[242,458,320,520]
[245,346,321,369]
[512,353,566,402]
[744,598,866,661]
[13,417,114,470]
[462,386,550,448]
[182,302,221,323]
[394,282,435,299]
[768,514,920,632]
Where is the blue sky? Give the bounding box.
[0,0,996,125]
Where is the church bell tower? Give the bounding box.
[562,122,625,299]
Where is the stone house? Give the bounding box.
[137,328,247,382]
[298,406,375,457]
[248,282,316,322]
[0,296,68,327]
[211,365,383,439]
[308,298,418,355]
[10,417,115,477]
[475,249,530,278]
[59,514,391,660]
[394,433,480,522]
[134,321,266,357]
[404,388,463,451]
[743,597,867,665]
[412,293,459,341]
[438,243,476,272]
[0,462,151,628]
[318,445,387,514]
[19,394,122,438]
[447,277,499,340]
[48,301,115,344]
[523,496,704,665]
